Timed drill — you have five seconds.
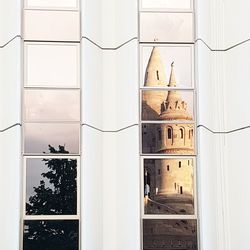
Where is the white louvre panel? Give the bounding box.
[23,10,80,42]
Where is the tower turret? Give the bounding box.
[159,62,192,121]
[142,47,167,120]
[144,47,167,87]
[155,62,194,154]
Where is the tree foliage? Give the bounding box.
[24,145,78,250]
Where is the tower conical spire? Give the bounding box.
[144,47,167,87]
[168,62,176,87]
[159,63,192,121]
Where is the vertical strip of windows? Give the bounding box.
[139,0,199,249]
[21,1,81,249]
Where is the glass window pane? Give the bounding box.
[24,89,80,122]
[26,158,77,215]
[141,0,192,10]
[24,43,79,88]
[141,45,193,88]
[23,220,79,250]
[142,90,194,121]
[24,123,80,154]
[140,13,194,43]
[144,158,194,215]
[143,219,197,250]
[142,123,195,155]
[25,0,78,9]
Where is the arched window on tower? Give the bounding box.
[167,128,172,139]
[180,128,184,139]
[156,70,159,80]
[189,129,193,139]
[158,129,161,141]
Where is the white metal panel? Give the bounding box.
[82,40,138,130]
[82,0,137,48]
[225,129,250,250]
[0,0,20,45]
[0,39,21,129]
[224,42,250,131]
[24,42,80,88]
[0,126,21,250]
[23,10,80,42]
[81,126,103,250]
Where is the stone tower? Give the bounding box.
[142,47,167,120]
[155,62,194,154]
[143,50,194,214]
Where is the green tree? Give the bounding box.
[24,145,78,250]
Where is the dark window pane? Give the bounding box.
[23,220,79,250]
[144,158,194,215]
[26,157,77,215]
[24,123,80,154]
[143,219,197,250]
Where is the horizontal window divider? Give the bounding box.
[23,120,81,123]
[23,155,81,159]
[141,120,196,124]
[23,86,81,90]
[23,215,80,221]
[140,153,197,157]
[140,87,195,92]
[141,155,196,160]
[23,121,81,124]
[139,10,194,14]
[23,153,81,157]
[23,8,80,12]
[139,41,195,45]
[24,39,81,44]
[141,215,197,220]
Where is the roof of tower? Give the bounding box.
[144,47,167,87]
[159,63,192,120]
[168,62,177,87]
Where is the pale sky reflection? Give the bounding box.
[24,89,80,122]
[24,123,80,154]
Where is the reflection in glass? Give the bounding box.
[142,90,194,121]
[24,89,80,122]
[25,43,79,87]
[143,219,197,250]
[26,152,77,215]
[144,159,194,215]
[141,0,192,10]
[140,13,194,43]
[142,46,193,88]
[23,220,79,250]
[26,0,78,9]
[24,123,80,154]
[142,123,195,155]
